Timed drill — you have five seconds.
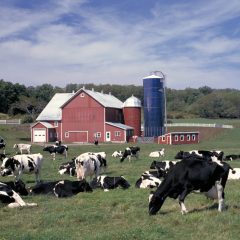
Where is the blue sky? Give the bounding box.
[0,0,240,89]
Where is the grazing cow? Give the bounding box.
[150,160,179,177]
[228,168,240,180]
[43,144,68,160]
[149,158,231,215]
[224,154,240,161]
[0,138,6,154]
[13,144,31,154]
[1,153,44,183]
[90,175,130,191]
[120,146,140,162]
[135,172,162,189]
[58,160,76,176]
[0,180,37,208]
[149,148,165,158]
[75,154,101,180]
[30,179,92,197]
[112,150,123,158]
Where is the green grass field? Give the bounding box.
[0,121,240,240]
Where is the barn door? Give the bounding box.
[106,131,111,142]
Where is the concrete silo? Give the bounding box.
[143,71,166,137]
[123,95,141,136]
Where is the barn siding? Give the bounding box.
[105,124,126,142]
[61,91,105,143]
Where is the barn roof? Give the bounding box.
[106,122,134,130]
[36,93,75,121]
[61,88,123,109]
[31,121,55,128]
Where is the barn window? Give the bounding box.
[174,135,178,141]
[115,131,120,137]
[162,136,165,141]
[80,93,85,98]
[192,134,196,141]
[54,121,58,127]
[65,132,69,138]
[187,134,191,141]
[180,135,184,141]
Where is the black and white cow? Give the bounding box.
[224,154,240,161]
[112,150,123,158]
[148,158,231,215]
[90,175,130,191]
[30,179,92,197]
[120,146,140,162]
[1,153,44,183]
[228,168,240,180]
[0,180,37,208]
[0,153,6,161]
[175,150,224,161]
[75,154,101,180]
[43,144,68,160]
[58,159,76,176]
[0,138,6,154]
[135,172,162,189]
[79,152,107,168]
[150,160,179,177]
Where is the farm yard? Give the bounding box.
[1,121,240,240]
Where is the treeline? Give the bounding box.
[0,79,240,122]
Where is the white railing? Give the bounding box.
[0,119,21,125]
[165,123,233,129]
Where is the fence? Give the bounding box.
[165,123,233,129]
[0,119,21,125]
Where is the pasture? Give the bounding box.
[0,123,240,240]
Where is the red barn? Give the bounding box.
[31,88,139,143]
[157,131,200,145]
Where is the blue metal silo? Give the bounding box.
[143,71,166,137]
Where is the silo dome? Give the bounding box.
[123,95,141,108]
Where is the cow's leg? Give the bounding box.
[11,191,27,207]
[178,188,190,214]
[3,149,5,154]
[51,153,56,160]
[216,181,225,212]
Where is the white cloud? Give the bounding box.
[0,0,240,89]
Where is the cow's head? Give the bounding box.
[1,157,19,171]
[150,161,157,169]
[90,176,102,189]
[13,180,29,196]
[149,191,166,215]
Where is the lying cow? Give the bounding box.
[43,144,68,160]
[228,168,240,180]
[150,160,179,177]
[120,146,140,162]
[0,153,6,161]
[135,172,162,189]
[58,159,76,176]
[149,158,231,215]
[224,154,240,161]
[90,175,130,191]
[75,154,101,180]
[13,143,31,154]
[149,149,165,158]
[30,179,92,197]
[112,150,123,158]
[0,139,6,154]
[1,153,44,183]
[0,180,37,208]
[175,150,224,161]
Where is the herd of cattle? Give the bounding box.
[0,139,240,216]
